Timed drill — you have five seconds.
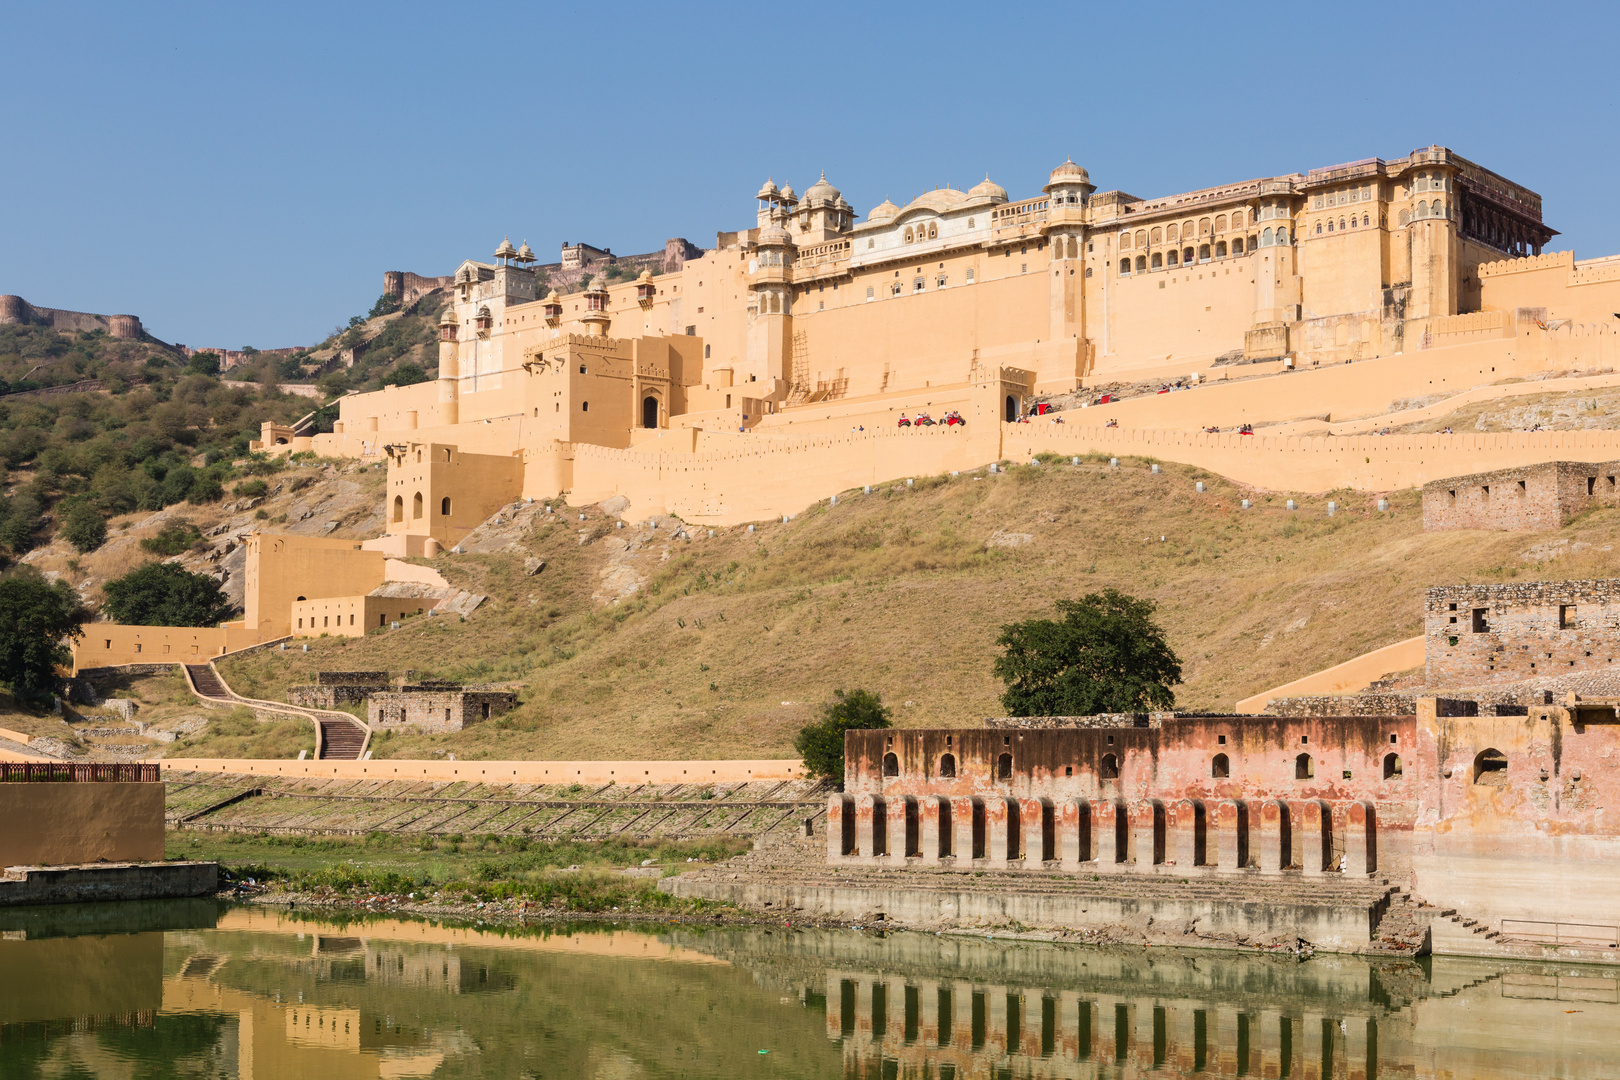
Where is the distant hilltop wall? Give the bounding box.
[175,344,303,372]
[0,295,142,339]
[383,271,454,308]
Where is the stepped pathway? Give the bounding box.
[181,663,370,760]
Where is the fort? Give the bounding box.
[0,294,143,339]
[241,145,1619,532]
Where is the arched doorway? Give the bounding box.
[643,396,659,429]
[392,496,404,523]
[1005,395,1018,423]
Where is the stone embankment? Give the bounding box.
[661,835,1435,957]
[164,771,827,839]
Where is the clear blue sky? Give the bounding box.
[3,1,1616,348]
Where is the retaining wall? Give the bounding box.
[158,757,805,784]
[0,862,217,906]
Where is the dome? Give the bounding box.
[1044,158,1091,191]
[866,197,901,224]
[438,308,457,326]
[834,195,852,211]
[494,236,518,259]
[545,289,561,303]
[585,275,608,292]
[637,269,652,282]
[779,182,797,203]
[516,240,535,262]
[758,224,793,246]
[802,171,841,205]
[756,176,779,199]
[968,175,1008,202]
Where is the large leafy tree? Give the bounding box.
[102,562,233,628]
[794,688,893,786]
[0,570,87,700]
[993,590,1182,717]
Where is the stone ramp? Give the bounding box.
[163,772,828,840]
[181,663,370,760]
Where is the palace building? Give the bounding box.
[262,145,1619,537]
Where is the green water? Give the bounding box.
[1,901,1616,1078]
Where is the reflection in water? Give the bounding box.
[0,902,1617,1078]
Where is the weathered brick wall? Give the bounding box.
[1426,579,1620,686]
[984,714,1156,729]
[287,685,375,709]
[316,671,388,687]
[367,690,518,733]
[1422,460,1620,531]
[1266,694,1418,716]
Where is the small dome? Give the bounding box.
[516,241,535,262]
[545,289,561,303]
[1044,158,1091,191]
[802,171,841,205]
[585,275,608,292]
[756,176,779,199]
[637,269,652,282]
[495,236,518,259]
[438,308,457,326]
[834,195,852,211]
[779,182,797,203]
[969,175,1008,202]
[758,224,793,246]
[866,197,901,224]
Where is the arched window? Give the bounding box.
[412,492,423,519]
[1316,222,1323,235]
[928,223,938,239]
[642,396,659,429]
[996,752,1013,779]
[1474,748,1508,786]
[1214,214,1227,232]
[1167,224,1179,242]
[1135,256,1147,273]
[1262,227,1274,245]
[1383,753,1402,780]
[392,496,403,523]
[939,753,956,778]
[937,274,947,288]
[1183,221,1195,239]
[865,286,874,299]
[1215,241,1227,257]
[1399,209,1410,227]
[1151,253,1163,270]
[1134,230,1147,248]
[1362,213,1370,227]
[1167,250,1179,267]
[1349,216,1357,229]
[891,282,902,296]
[440,497,451,516]
[1199,217,1211,235]
[1150,227,1163,245]
[1295,753,1314,780]
[1004,395,1017,423]
[904,227,914,243]
[1327,220,1334,232]
[882,752,900,777]
[1198,244,1210,261]
[1231,210,1244,228]
[1100,753,1119,779]
[1339,218,1346,231]
[1120,231,1132,250]
[1232,237,1244,254]
[1185,246,1196,264]
[582,401,589,412]
[1212,754,1230,778]
[913,277,925,292]
[1120,258,1132,275]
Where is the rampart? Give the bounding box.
[1425,579,1620,687]
[1422,460,1620,531]
[0,295,143,339]
[366,688,518,733]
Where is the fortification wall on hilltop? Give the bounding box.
[0,295,143,338]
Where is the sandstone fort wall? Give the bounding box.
[1425,579,1620,687]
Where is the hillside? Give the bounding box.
[200,454,1620,762]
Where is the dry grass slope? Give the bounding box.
[209,456,1620,763]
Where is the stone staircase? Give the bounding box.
[1364,881,1438,956]
[182,662,369,760]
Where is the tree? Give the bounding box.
[380,361,428,388]
[61,502,107,553]
[102,562,233,627]
[992,590,1183,717]
[185,352,220,377]
[794,688,893,787]
[0,569,87,700]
